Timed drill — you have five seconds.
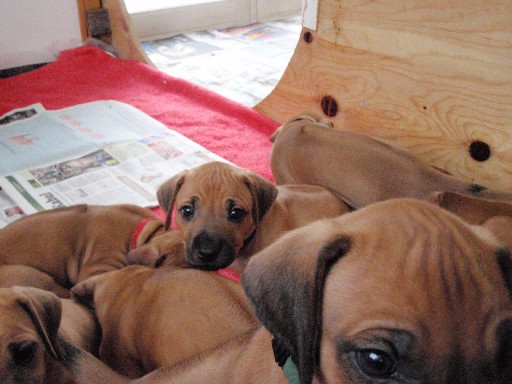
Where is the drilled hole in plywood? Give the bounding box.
[321,96,338,117]
[303,31,313,43]
[469,141,491,162]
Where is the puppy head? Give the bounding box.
[243,198,512,384]
[0,286,62,383]
[157,161,278,270]
[269,112,334,142]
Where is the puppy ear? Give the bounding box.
[270,113,317,142]
[12,286,62,360]
[128,231,186,268]
[71,273,109,310]
[242,228,351,384]
[157,172,187,230]
[243,172,278,226]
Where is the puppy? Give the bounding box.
[48,198,512,384]
[0,204,186,293]
[0,286,100,384]
[270,113,512,209]
[71,265,258,378]
[157,161,350,272]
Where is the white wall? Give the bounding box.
[0,0,82,70]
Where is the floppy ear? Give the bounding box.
[128,230,187,268]
[12,286,62,360]
[243,171,278,226]
[242,226,351,384]
[70,273,111,310]
[127,219,165,267]
[157,172,187,230]
[270,113,333,142]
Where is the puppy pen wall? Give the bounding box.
[85,0,512,191]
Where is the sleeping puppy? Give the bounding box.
[0,204,186,294]
[48,198,512,384]
[156,161,350,272]
[0,286,100,384]
[71,265,258,378]
[270,113,512,209]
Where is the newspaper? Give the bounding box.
[0,188,24,228]
[0,100,227,218]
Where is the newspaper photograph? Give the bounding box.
[0,188,25,228]
[0,100,227,215]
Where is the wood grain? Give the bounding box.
[256,0,512,190]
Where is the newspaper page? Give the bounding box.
[0,100,227,215]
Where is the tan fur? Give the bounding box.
[430,191,512,248]
[483,216,512,249]
[71,265,258,378]
[0,204,186,291]
[270,113,512,209]
[156,161,350,272]
[49,199,512,384]
[0,286,99,384]
[430,190,512,224]
[0,265,70,298]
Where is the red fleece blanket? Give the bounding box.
[0,46,278,184]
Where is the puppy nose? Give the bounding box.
[193,233,223,262]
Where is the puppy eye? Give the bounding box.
[9,341,38,366]
[179,205,195,221]
[355,349,396,379]
[228,207,247,222]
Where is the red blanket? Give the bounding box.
[0,46,278,183]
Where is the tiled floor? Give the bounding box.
[142,14,302,107]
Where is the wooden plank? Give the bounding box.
[76,0,101,41]
[255,2,512,190]
[317,0,512,44]
[100,0,153,65]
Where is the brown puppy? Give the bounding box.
[430,191,512,248]
[157,161,350,272]
[71,265,258,378]
[270,113,512,209]
[0,204,187,292]
[0,286,100,384]
[48,199,512,384]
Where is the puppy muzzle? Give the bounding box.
[187,231,236,271]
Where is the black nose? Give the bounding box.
[192,232,224,262]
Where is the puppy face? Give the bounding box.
[157,162,277,270]
[0,287,62,384]
[243,199,512,384]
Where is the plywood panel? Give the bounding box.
[256,0,512,191]
[103,0,152,64]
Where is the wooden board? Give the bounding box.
[76,0,151,65]
[255,0,512,191]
